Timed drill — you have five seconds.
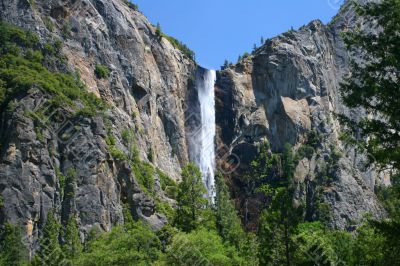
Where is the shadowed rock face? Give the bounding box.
[215,2,386,230]
[0,0,196,249]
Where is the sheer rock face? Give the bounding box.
[0,0,196,247]
[0,0,388,250]
[215,4,386,229]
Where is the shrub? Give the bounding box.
[43,16,54,32]
[123,0,139,11]
[133,162,155,193]
[297,145,315,160]
[94,64,110,79]
[157,168,176,190]
[155,199,174,221]
[61,22,71,38]
[0,22,106,116]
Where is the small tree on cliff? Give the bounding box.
[174,163,207,232]
[155,22,162,38]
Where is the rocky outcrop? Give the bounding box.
[215,2,386,229]
[0,0,196,250]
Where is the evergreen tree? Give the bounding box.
[155,22,162,37]
[62,216,82,260]
[340,0,400,172]
[257,144,303,266]
[214,172,244,248]
[261,36,264,45]
[33,211,66,266]
[340,1,400,264]
[0,223,27,266]
[221,59,230,70]
[174,163,207,232]
[214,173,260,265]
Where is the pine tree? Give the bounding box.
[261,36,264,45]
[63,216,82,260]
[214,172,244,248]
[340,0,400,172]
[0,223,27,266]
[257,144,303,265]
[221,59,230,70]
[155,22,162,38]
[174,163,207,232]
[340,2,400,263]
[33,211,67,266]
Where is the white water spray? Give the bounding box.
[192,68,216,201]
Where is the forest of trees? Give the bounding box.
[0,0,399,265]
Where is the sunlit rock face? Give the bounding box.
[215,3,386,230]
[0,0,197,250]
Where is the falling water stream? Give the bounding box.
[193,68,216,201]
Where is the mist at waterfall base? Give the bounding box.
[188,68,217,201]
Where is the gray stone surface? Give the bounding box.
[215,2,386,229]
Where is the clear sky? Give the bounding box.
[133,0,344,70]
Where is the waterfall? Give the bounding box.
[189,68,216,201]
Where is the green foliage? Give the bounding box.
[340,0,400,171]
[74,221,161,266]
[33,211,66,266]
[94,64,110,79]
[132,162,155,193]
[0,224,28,266]
[297,145,314,160]
[293,222,354,265]
[43,17,54,32]
[55,167,66,198]
[214,172,245,249]
[61,22,71,38]
[62,216,82,259]
[159,228,244,266]
[352,221,385,265]
[123,0,139,11]
[157,168,177,198]
[339,2,400,261]
[174,163,207,232]
[376,184,400,219]
[155,24,195,60]
[0,22,105,116]
[155,199,175,222]
[155,22,162,37]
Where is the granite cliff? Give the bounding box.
[0,0,388,253]
[215,1,386,229]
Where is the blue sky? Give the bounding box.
[133,0,343,70]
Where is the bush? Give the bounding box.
[43,16,55,32]
[155,199,174,221]
[156,168,176,190]
[94,64,110,79]
[123,0,139,11]
[74,222,161,265]
[61,22,71,38]
[159,228,244,265]
[160,31,195,60]
[297,145,315,160]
